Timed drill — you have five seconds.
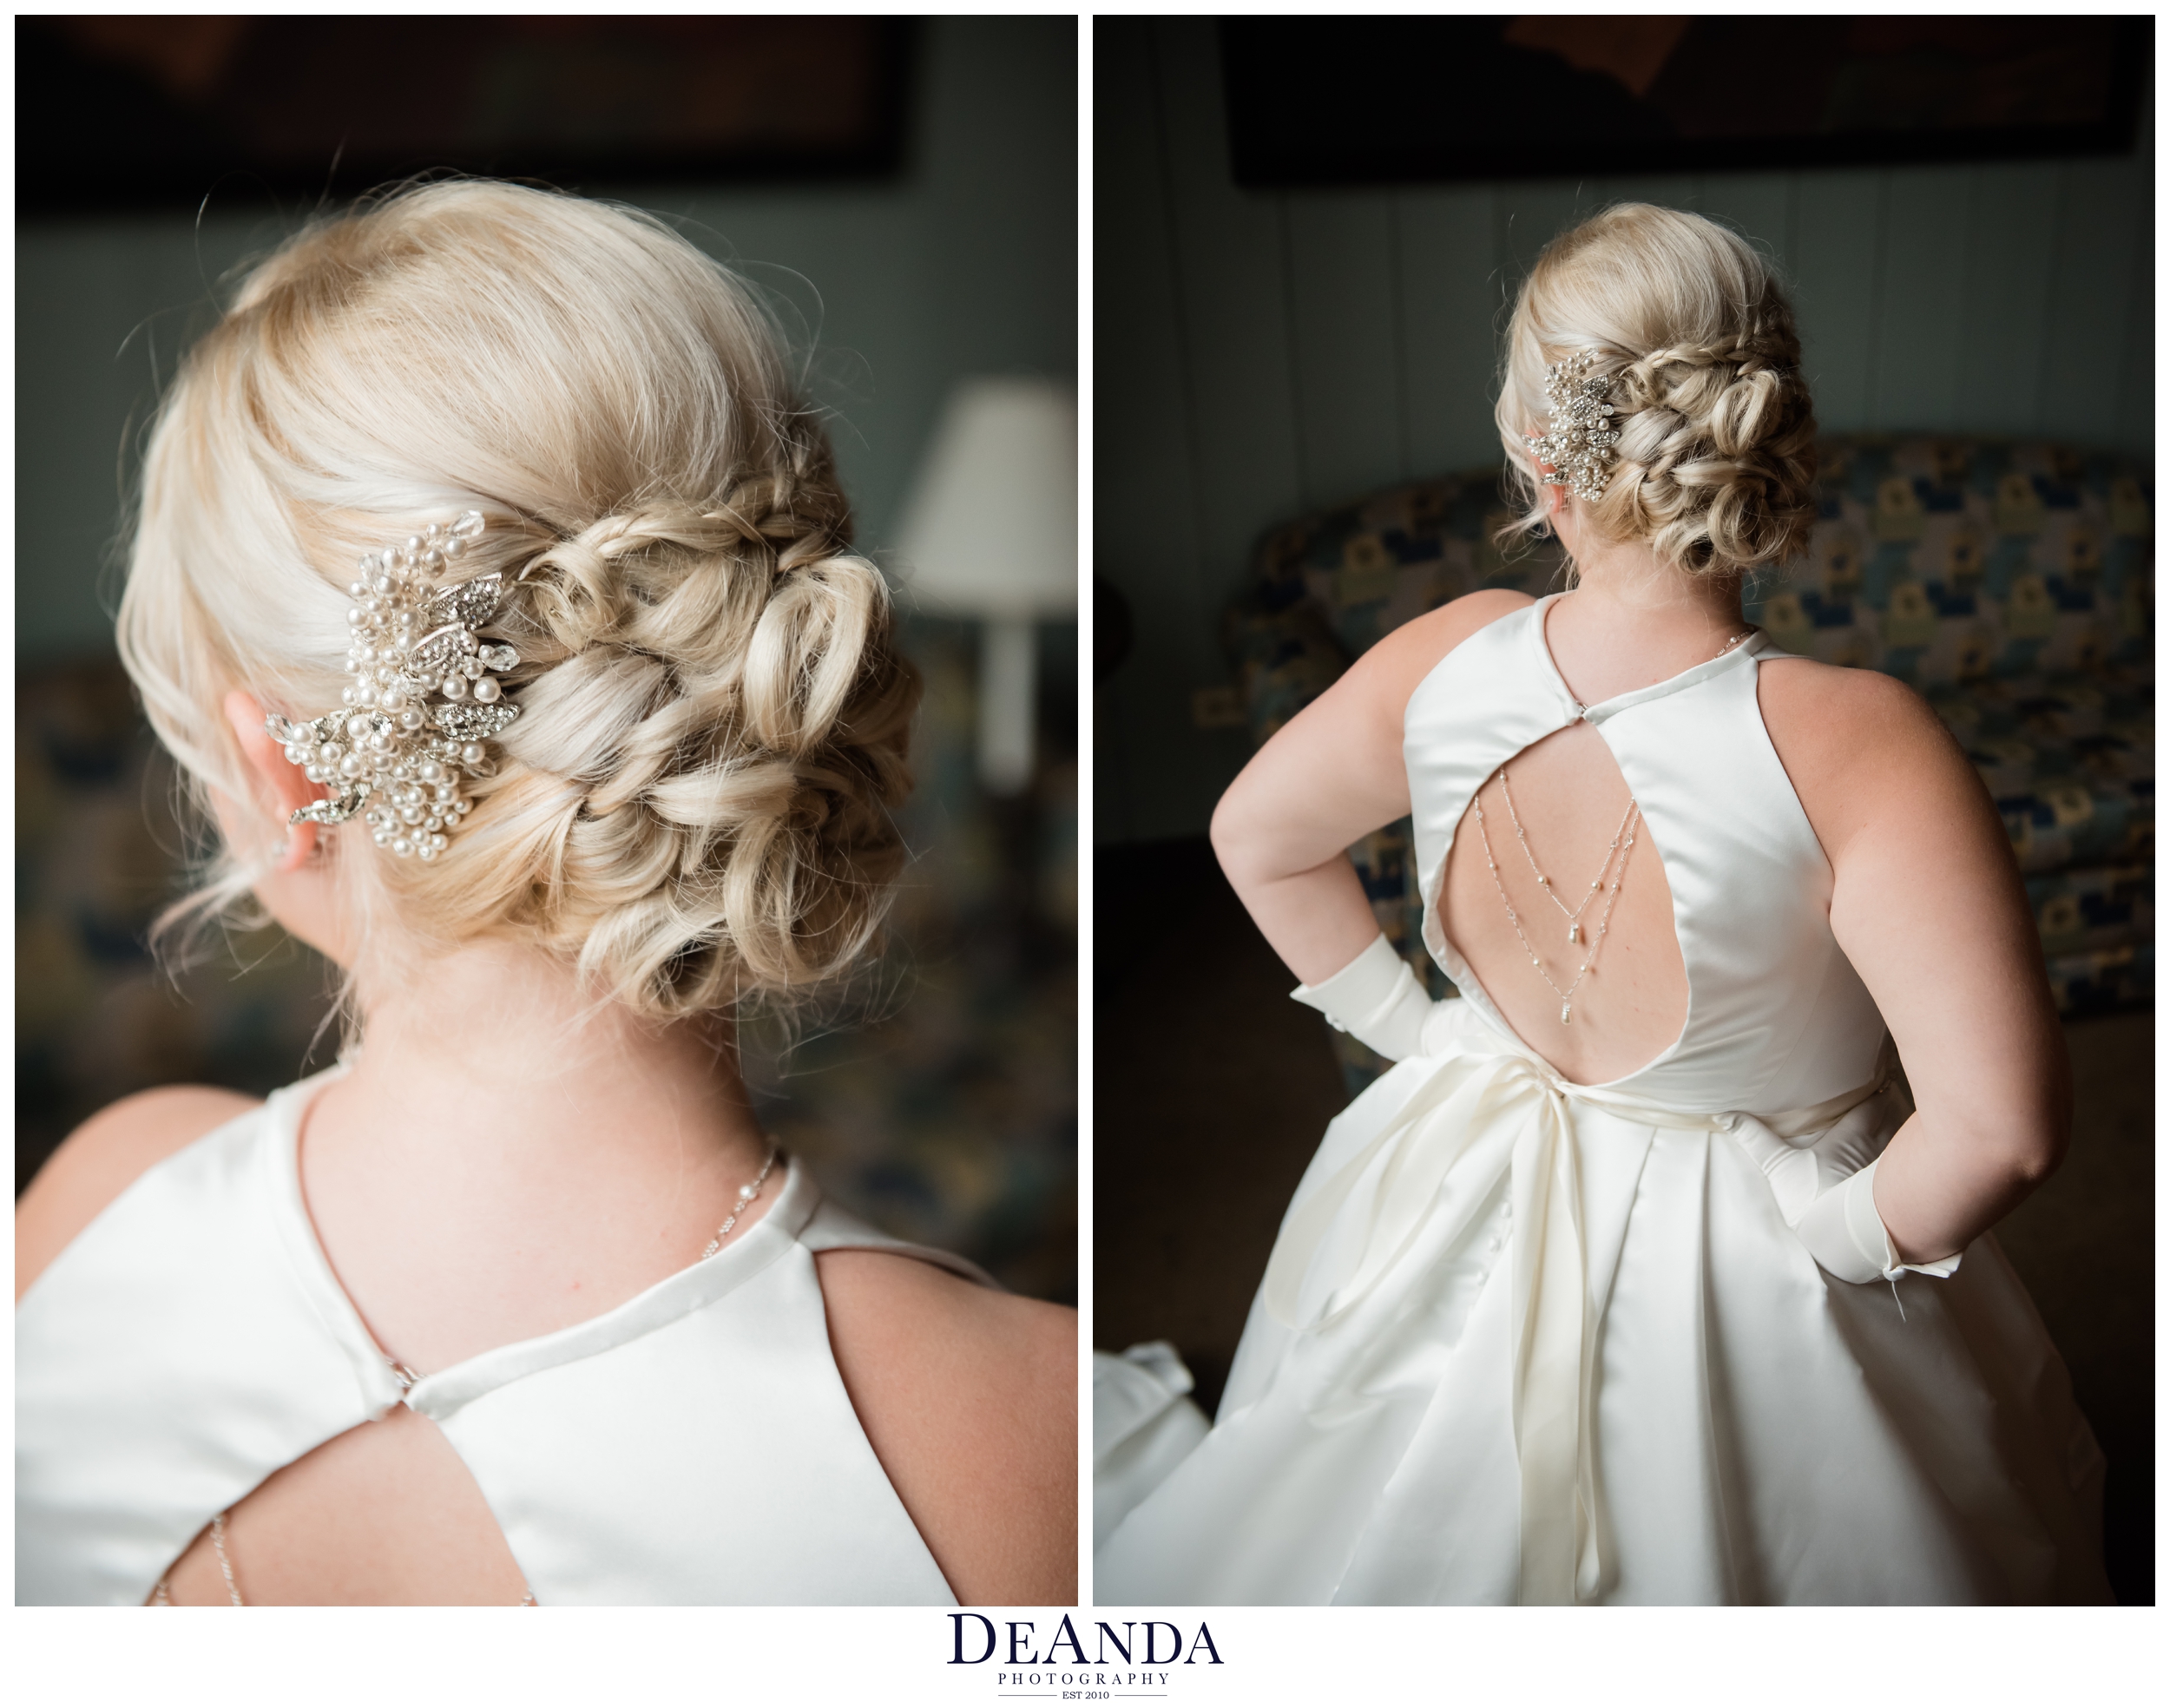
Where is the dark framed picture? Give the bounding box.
[16,16,915,214]
[1224,16,2150,187]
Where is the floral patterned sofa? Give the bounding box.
[1226,436,2154,1090]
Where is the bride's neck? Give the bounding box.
[1562,535,1744,637]
[326,936,766,1179]
[1544,530,1749,703]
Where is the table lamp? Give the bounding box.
[896,376,1078,794]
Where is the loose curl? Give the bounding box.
[1493,204,1818,581]
[117,180,917,1019]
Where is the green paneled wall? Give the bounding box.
[1096,16,2154,844]
[16,16,1077,664]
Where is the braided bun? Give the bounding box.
[119,181,917,1016]
[1493,204,1818,580]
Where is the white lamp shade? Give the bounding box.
[896,376,1078,621]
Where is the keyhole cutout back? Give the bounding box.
[1439,719,1688,1086]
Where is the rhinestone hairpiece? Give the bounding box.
[1525,351,1621,503]
[266,509,524,862]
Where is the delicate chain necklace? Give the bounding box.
[149,1514,244,1606]
[1476,778,1640,1027]
[1498,769,1638,948]
[154,1513,538,1606]
[150,1148,780,1607]
[211,1513,244,1605]
[702,1146,780,1260]
[1558,625,1753,714]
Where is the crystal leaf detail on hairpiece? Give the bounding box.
[293,786,371,827]
[1526,350,1622,503]
[423,572,510,632]
[403,627,470,680]
[264,509,524,862]
[434,702,520,741]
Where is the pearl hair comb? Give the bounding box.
[266,510,524,861]
[1526,351,1621,503]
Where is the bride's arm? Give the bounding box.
[1210,590,1533,982]
[1759,660,2071,1265]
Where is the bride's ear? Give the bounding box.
[222,690,320,871]
[1530,458,1568,524]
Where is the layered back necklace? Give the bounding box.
[1474,777,1639,1028]
[1474,626,1749,1027]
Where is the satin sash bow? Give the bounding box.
[1260,1025,1884,1606]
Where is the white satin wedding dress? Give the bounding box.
[17,1068,990,1606]
[1096,597,2110,1606]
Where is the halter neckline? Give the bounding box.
[1528,592,1772,728]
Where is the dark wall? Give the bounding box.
[17,16,1077,663]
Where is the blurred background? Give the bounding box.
[1095,16,2151,1600]
[16,16,1078,1302]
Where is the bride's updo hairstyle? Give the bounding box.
[1494,203,1818,579]
[119,181,917,1018]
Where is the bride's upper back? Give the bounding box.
[20,181,1075,1605]
[1415,597,1888,1109]
[1382,205,1884,1100]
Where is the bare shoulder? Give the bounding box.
[815,1248,1075,1385]
[16,1085,262,1302]
[815,1249,1076,1604]
[1756,655,1989,864]
[1756,651,1945,739]
[1356,587,1535,710]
